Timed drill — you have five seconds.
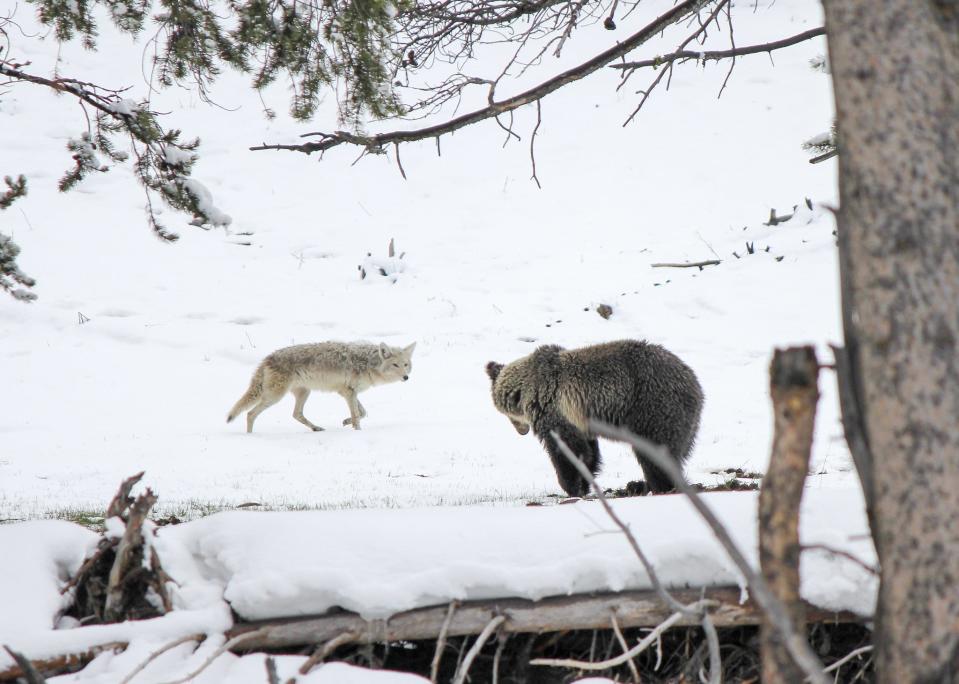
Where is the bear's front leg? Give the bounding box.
[539,422,602,497]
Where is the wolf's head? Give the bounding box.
[378,342,416,382]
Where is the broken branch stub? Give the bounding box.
[760,346,820,682]
[65,475,170,627]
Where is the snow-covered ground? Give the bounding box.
[1,0,846,518]
[1,0,871,681]
[0,490,875,682]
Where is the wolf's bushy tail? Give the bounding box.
[227,365,265,423]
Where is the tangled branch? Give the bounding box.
[250,0,709,156]
[610,26,825,74]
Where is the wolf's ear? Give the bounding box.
[404,342,417,356]
[379,343,393,359]
[486,362,504,383]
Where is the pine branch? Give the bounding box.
[0,61,229,231]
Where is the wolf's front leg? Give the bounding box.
[341,390,363,429]
[341,399,368,427]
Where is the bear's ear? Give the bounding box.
[486,362,504,382]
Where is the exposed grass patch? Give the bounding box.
[45,508,107,532]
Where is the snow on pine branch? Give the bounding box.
[0,175,37,302]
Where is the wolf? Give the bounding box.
[227,341,416,433]
[486,340,703,496]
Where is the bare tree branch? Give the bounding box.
[801,543,878,576]
[610,611,641,683]
[118,634,204,684]
[249,0,709,157]
[588,420,830,684]
[298,630,360,676]
[651,260,721,269]
[529,99,543,188]
[530,599,715,670]
[451,615,505,684]
[822,645,874,675]
[547,430,724,682]
[431,600,459,683]
[611,27,824,72]
[2,647,45,684]
[155,628,270,684]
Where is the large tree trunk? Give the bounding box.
[821,1,959,681]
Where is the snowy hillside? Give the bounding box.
[0,0,879,680]
[0,0,848,521]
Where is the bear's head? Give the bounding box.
[486,345,563,436]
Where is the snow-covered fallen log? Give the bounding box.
[227,586,862,652]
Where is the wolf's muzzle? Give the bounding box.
[403,375,409,381]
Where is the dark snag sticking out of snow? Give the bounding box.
[62,472,172,625]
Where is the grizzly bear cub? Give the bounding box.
[486,340,703,496]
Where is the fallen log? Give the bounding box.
[0,642,125,682]
[227,587,863,652]
[0,588,864,681]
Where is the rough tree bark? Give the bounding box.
[821,1,959,681]
[759,347,819,683]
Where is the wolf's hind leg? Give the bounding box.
[245,390,284,433]
[342,399,368,426]
[292,388,324,432]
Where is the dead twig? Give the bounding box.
[821,645,873,676]
[106,471,145,519]
[265,657,280,684]
[118,633,204,684]
[531,600,713,670]
[548,431,694,616]
[651,260,721,269]
[809,149,837,164]
[431,600,460,683]
[156,628,270,684]
[492,633,507,684]
[2,647,45,684]
[104,489,158,621]
[717,1,736,99]
[610,612,640,683]
[701,610,722,684]
[298,630,360,676]
[588,420,829,684]
[451,615,505,684]
[801,544,878,576]
[548,432,724,682]
[612,27,825,72]
[0,643,126,682]
[529,99,543,189]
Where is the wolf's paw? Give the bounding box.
[311,426,325,432]
[342,417,353,427]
